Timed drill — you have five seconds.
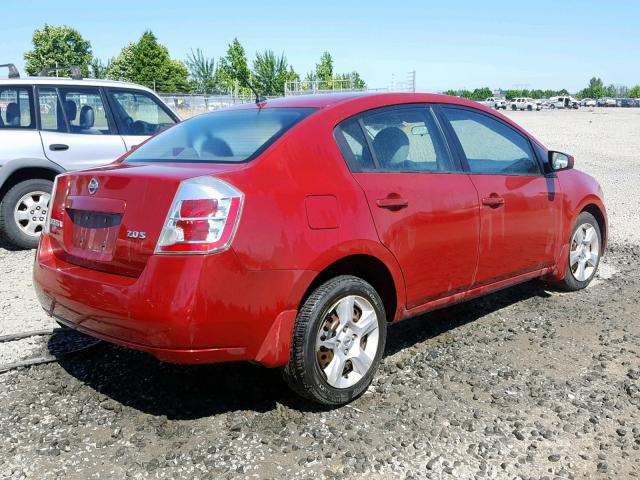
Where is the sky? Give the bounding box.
[1,0,638,93]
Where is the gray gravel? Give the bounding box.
[1,107,639,479]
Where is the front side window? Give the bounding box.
[0,87,33,129]
[108,90,176,136]
[125,107,316,163]
[335,106,452,172]
[443,107,540,175]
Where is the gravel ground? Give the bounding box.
[0,107,639,479]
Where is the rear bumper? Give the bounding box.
[34,235,313,367]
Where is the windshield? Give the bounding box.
[125,107,316,163]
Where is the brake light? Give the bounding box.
[156,176,243,254]
[44,176,65,235]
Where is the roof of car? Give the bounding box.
[246,92,482,110]
[0,76,156,93]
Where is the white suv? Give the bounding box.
[0,64,180,248]
[510,98,541,111]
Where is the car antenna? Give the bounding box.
[237,72,267,107]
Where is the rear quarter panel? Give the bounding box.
[219,108,407,318]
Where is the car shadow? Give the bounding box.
[0,237,24,252]
[51,280,551,419]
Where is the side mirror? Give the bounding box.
[549,151,574,171]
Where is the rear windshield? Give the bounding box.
[125,107,316,163]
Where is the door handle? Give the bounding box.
[482,195,505,208]
[376,197,409,210]
[49,144,69,151]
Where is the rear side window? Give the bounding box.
[442,107,540,175]
[58,87,113,135]
[334,117,375,170]
[107,90,176,136]
[125,108,316,163]
[39,87,113,134]
[335,106,452,172]
[0,87,34,129]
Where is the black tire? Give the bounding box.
[552,212,602,291]
[511,105,517,110]
[0,179,53,249]
[282,275,387,406]
[527,105,533,111]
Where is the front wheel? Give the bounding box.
[0,179,53,249]
[282,275,387,405]
[552,212,601,291]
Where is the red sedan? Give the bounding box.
[34,93,607,405]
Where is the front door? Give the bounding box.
[104,89,178,151]
[37,86,127,171]
[441,106,559,285]
[335,105,480,308]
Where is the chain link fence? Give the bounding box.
[160,72,417,118]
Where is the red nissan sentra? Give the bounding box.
[34,93,607,405]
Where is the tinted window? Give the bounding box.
[336,106,451,172]
[108,90,176,136]
[334,117,374,171]
[0,87,33,129]
[443,108,539,175]
[58,87,112,135]
[125,108,315,163]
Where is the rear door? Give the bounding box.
[38,86,127,170]
[335,105,480,308]
[105,88,178,150]
[0,85,47,166]
[440,106,559,286]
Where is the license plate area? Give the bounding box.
[67,209,122,254]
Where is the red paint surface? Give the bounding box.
[34,93,607,367]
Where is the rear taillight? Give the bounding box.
[155,176,243,254]
[44,176,64,235]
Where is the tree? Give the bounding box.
[315,51,334,83]
[105,42,136,81]
[24,24,93,77]
[218,38,251,93]
[252,50,298,96]
[337,71,366,90]
[186,48,217,93]
[106,32,188,93]
[630,85,640,98]
[470,87,492,100]
[90,59,107,79]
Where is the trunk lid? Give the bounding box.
[50,162,246,276]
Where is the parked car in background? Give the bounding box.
[548,96,579,109]
[34,92,607,405]
[479,97,507,110]
[580,98,596,107]
[0,64,180,248]
[597,98,617,107]
[510,97,541,111]
[616,98,638,108]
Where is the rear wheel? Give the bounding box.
[553,212,601,291]
[0,179,53,249]
[282,275,387,405]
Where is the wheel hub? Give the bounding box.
[13,191,51,237]
[315,295,380,389]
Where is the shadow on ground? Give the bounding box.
[51,280,551,419]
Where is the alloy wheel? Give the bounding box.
[569,223,599,282]
[315,295,380,389]
[13,191,50,237]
